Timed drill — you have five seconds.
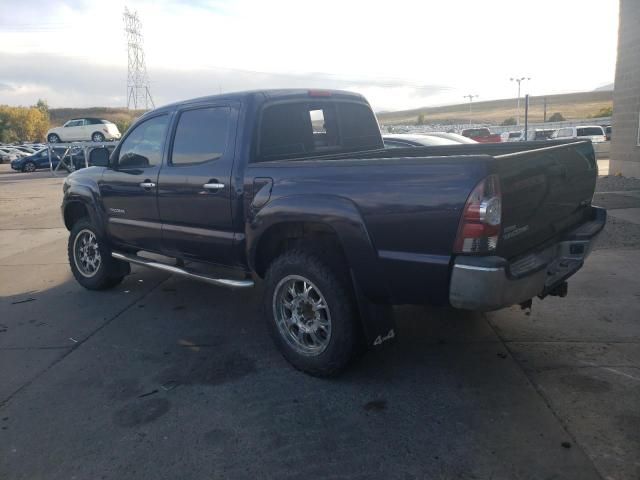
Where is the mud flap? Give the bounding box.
[351,274,396,348]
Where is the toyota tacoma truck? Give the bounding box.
[61,89,605,376]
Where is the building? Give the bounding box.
[610,0,640,177]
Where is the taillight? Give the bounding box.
[454,175,502,254]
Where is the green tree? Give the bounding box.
[501,117,517,126]
[548,112,565,122]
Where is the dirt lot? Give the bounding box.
[1,164,639,479]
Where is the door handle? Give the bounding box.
[139,181,156,189]
[203,182,225,191]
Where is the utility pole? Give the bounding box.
[463,94,478,126]
[524,94,529,140]
[510,77,531,125]
[543,96,547,123]
[124,7,155,110]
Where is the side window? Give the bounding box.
[171,107,230,165]
[117,115,169,169]
[337,102,382,149]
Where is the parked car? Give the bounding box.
[503,131,524,142]
[551,126,607,143]
[0,147,21,163]
[460,127,502,143]
[532,129,555,141]
[602,125,612,141]
[383,134,462,148]
[62,89,605,376]
[412,132,477,144]
[11,147,86,172]
[46,118,121,143]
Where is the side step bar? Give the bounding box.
[111,251,254,289]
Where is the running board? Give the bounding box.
[111,251,254,289]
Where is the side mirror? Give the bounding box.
[89,147,110,167]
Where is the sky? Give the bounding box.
[0,0,620,112]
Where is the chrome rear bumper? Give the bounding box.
[449,207,606,311]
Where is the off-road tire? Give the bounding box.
[264,249,359,376]
[68,219,129,290]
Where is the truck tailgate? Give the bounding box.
[493,140,597,259]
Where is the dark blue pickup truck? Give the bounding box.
[61,89,605,375]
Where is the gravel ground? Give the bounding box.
[596,175,640,192]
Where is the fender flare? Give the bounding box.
[246,194,388,302]
[62,183,105,235]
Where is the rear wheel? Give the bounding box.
[264,249,359,376]
[47,133,60,143]
[68,219,129,290]
[91,132,105,142]
[22,161,36,173]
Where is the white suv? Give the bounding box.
[47,118,121,143]
[551,126,607,143]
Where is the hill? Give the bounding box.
[49,107,145,132]
[377,90,613,125]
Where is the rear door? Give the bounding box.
[99,113,170,251]
[157,103,238,265]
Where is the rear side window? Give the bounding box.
[171,107,230,165]
[577,127,604,136]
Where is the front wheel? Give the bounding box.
[22,161,36,173]
[68,219,130,290]
[264,249,359,376]
[47,133,60,143]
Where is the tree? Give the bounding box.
[417,113,425,125]
[0,105,50,142]
[548,112,565,122]
[501,117,517,126]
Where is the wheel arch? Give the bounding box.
[62,185,105,235]
[247,195,388,302]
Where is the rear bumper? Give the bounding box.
[449,206,606,311]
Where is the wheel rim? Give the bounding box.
[48,135,58,143]
[73,229,102,278]
[25,163,35,172]
[273,275,332,356]
[92,133,103,142]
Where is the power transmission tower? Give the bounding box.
[123,7,154,110]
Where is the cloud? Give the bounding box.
[0,52,449,111]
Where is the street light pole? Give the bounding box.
[463,94,478,126]
[510,77,531,125]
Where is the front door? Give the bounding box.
[157,104,238,265]
[62,120,83,141]
[99,113,171,252]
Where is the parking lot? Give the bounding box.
[1,163,639,479]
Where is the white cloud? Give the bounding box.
[0,0,619,110]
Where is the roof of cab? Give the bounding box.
[151,89,367,114]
